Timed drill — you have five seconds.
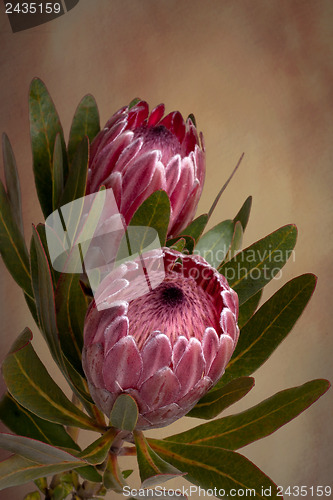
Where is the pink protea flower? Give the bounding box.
[86,100,205,237]
[82,248,239,430]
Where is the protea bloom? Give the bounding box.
[82,248,239,430]
[86,100,205,237]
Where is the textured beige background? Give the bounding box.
[0,1,332,498]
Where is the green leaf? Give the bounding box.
[195,220,234,268]
[128,190,170,248]
[68,95,100,165]
[103,453,127,492]
[110,395,138,432]
[180,214,208,242]
[223,220,243,263]
[135,431,184,488]
[166,234,195,254]
[237,290,262,329]
[234,195,252,231]
[165,380,330,451]
[30,225,63,368]
[0,179,33,298]
[168,237,186,252]
[2,328,104,432]
[0,455,85,492]
[0,393,79,451]
[60,136,89,207]
[149,440,279,499]
[221,274,317,385]
[219,224,297,305]
[79,428,117,465]
[29,78,68,218]
[24,492,41,500]
[55,272,89,375]
[2,133,24,234]
[0,433,82,465]
[187,377,255,420]
[52,134,64,211]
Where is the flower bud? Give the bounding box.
[82,248,239,430]
[86,101,205,237]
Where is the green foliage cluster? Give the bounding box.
[0,79,330,499]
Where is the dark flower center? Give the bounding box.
[134,125,181,162]
[161,285,185,306]
[127,272,220,349]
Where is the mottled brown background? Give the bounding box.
[0,1,332,498]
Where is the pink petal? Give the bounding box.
[221,309,237,342]
[127,101,149,128]
[120,151,159,217]
[177,376,213,411]
[82,344,104,388]
[139,367,181,410]
[140,403,180,429]
[222,291,238,317]
[123,160,166,223]
[140,333,172,384]
[172,336,188,369]
[148,104,165,126]
[202,328,220,374]
[165,155,181,196]
[102,336,142,392]
[104,315,129,354]
[175,338,205,398]
[88,131,133,192]
[207,334,234,382]
[113,137,143,175]
[88,385,116,417]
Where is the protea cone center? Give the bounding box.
[82,248,239,430]
[86,100,205,237]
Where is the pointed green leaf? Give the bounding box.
[79,428,117,465]
[68,95,100,165]
[0,433,82,465]
[195,220,234,268]
[2,329,104,432]
[135,431,184,488]
[166,234,194,254]
[60,136,89,207]
[165,380,330,451]
[55,272,89,375]
[149,440,279,499]
[168,237,186,252]
[0,393,79,451]
[110,395,138,432]
[238,290,262,329]
[221,274,317,385]
[180,214,208,242]
[103,452,127,492]
[219,224,297,305]
[52,134,64,211]
[29,78,68,218]
[0,179,33,297]
[2,133,24,234]
[30,225,63,367]
[0,455,86,491]
[128,190,170,248]
[234,196,252,231]
[223,220,243,263]
[187,377,255,420]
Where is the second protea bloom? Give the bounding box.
[86,100,205,237]
[82,248,239,430]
